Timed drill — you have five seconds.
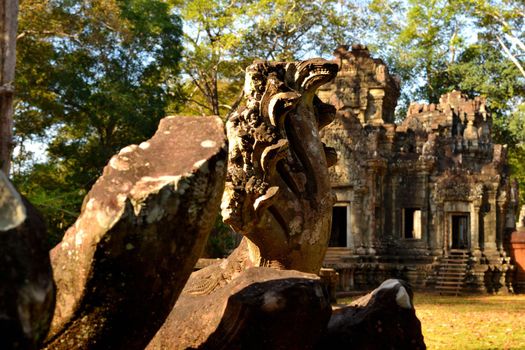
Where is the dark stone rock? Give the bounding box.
[316,279,426,350]
[148,267,332,350]
[44,115,227,350]
[0,171,55,349]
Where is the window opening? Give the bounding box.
[403,208,422,239]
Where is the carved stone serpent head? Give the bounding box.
[222,58,338,273]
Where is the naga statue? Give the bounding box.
[183,58,339,297]
[221,58,339,273]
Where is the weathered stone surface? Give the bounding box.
[0,171,26,230]
[44,115,227,350]
[148,267,332,350]
[221,58,339,274]
[0,172,55,349]
[316,279,426,350]
[318,44,400,127]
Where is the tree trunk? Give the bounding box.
[0,0,18,175]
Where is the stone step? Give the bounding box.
[439,269,467,273]
[439,270,466,274]
[449,249,469,254]
[436,283,462,288]
[435,252,468,293]
[441,259,469,263]
[439,269,466,275]
[437,275,465,280]
[447,255,469,258]
[440,265,468,269]
[436,281,464,285]
[439,270,467,275]
[437,276,465,280]
[440,266,467,269]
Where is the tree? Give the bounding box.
[13,0,183,243]
[0,0,18,174]
[448,0,525,204]
[177,0,368,117]
[240,0,365,61]
[369,0,471,105]
[466,0,525,78]
[174,0,250,117]
[507,104,525,205]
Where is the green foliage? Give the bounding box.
[369,0,472,106]
[174,0,251,117]
[12,163,85,248]
[176,0,367,117]
[13,0,183,241]
[203,215,240,258]
[466,0,524,78]
[240,0,364,61]
[506,105,525,205]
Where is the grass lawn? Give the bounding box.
[339,292,525,349]
[414,292,525,350]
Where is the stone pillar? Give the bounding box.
[497,197,508,254]
[366,159,386,254]
[358,88,368,123]
[471,203,482,258]
[436,204,446,252]
[419,167,430,250]
[391,175,398,237]
[484,189,498,252]
[352,191,365,255]
[368,170,377,254]
[368,88,385,125]
[430,205,442,255]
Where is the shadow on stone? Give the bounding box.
[316,279,425,350]
[148,267,332,350]
[0,172,55,349]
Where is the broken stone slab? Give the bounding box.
[0,172,55,350]
[43,115,227,350]
[316,279,426,350]
[147,267,332,350]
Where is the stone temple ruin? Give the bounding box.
[319,45,519,294]
[1,45,520,349]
